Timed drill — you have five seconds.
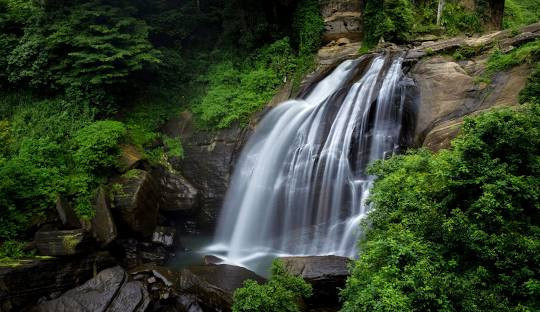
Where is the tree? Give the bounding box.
[341,104,540,311]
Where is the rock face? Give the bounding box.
[280,256,351,306]
[320,0,362,43]
[35,266,150,312]
[111,169,160,237]
[0,252,116,312]
[153,166,199,213]
[412,57,530,151]
[407,22,539,151]
[177,264,266,312]
[163,112,249,227]
[34,229,93,256]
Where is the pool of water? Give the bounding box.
[167,234,279,277]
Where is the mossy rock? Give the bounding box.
[34,229,93,256]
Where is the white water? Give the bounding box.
[207,54,407,270]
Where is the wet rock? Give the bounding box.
[111,169,160,237]
[177,264,266,312]
[163,112,248,227]
[91,186,118,246]
[203,255,224,265]
[34,229,93,256]
[153,165,199,213]
[55,196,81,228]
[35,266,150,312]
[173,294,204,312]
[0,251,116,312]
[280,256,351,306]
[152,226,176,247]
[114,238,173,269]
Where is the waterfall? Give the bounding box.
[207,53,409,270]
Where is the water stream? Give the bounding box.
[206,53,409,272]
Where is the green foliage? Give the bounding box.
[0,240,34,261]
[163,135,183,158]
[233,260,312,312]
[484,39,540,78]
[3,0,160,110]
[192,38,298,129]
[363,0,415,46]
[361,0,492,47]
[440,3,484,36]
[341,104,540,311]
[293,0,324,55]
[0,92,129,237]
[452,45,486,61]
[519,62,540,105]
[503,0,540,29]
[72,121,126,173]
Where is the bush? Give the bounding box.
[192,38,298,129]
[293,0,324,55]
[72,120,126,173]
[233,260,312,312]
[503,0,540,29]
[363,0,415,46]
[519,62,540,105]
[341,104,540,311]
[484,39,540,78]
[441,3,484,35]
[0,240,33,261]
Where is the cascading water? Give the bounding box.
[207,53,410,271]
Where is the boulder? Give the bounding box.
[34,229,93,256]
[0,251,116,312]
[279,256,351,306]
[153,165,199,213]
[177,264,266,312]
[91,186,117,246]
[35,266,150,312]
[111,169,160,237]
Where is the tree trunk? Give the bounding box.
[489,0,505,30]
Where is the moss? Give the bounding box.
[62,233,83,253]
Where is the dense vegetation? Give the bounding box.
[232,260,312,312]
[360,0,539,47]
[341,103,540,311]
[0,0,323,249]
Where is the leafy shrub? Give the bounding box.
[192,38,298,129]
[0,156,58,239]
[0,240,34,261]
[519,62,540,104]
[484,39,540,78]
[363,0,415,46]
[341,104,540,311]
[72,120,126,173]
[293,0,324,55]
[503,0,540,29]
[233,260,312,312]
[441,3,484,35]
